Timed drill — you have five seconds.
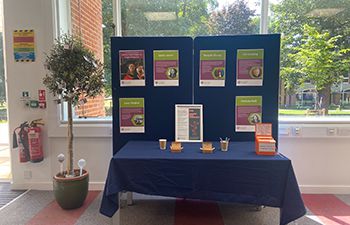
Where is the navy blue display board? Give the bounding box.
[112,37,193,154]
[193,35,280,143]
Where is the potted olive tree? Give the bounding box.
[44,34,104,209]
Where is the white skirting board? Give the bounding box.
[10,181,106,191]
[9,182,350,194]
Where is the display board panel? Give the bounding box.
[112,37,193,154]
[193,35,280,143]
[112,35,280,154]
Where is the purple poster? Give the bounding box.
[119,50,145,87]
[119,98,145,133]
[154,50,179,86]
[236,49,264,86]
[199,50,226,87]
[235,96,262,132]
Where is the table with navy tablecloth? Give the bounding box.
[100,141,306,225]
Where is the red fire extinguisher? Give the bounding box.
[13,119,44,163]
[28,119,44,163]
[13,122,30,163]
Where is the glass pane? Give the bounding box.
[270,0,350,118]
[103,0,113,117]
[121,0,261,36]
[67,0,111,120]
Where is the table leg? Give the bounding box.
[127,192,133,205]
[255,205,265,211]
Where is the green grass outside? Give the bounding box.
[104,98,112,108]
[0,104,7,122]
[279,109,350,115]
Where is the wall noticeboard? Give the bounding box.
[13,29,35,62]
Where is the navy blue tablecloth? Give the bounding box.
[100,141,306,225]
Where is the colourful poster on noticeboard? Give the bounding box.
[154,50,179,86]
[235,96,262,132]
[236,49,264,86]
[119,98,145,133]
[119,50,145,87]
[199,50,226,87]
[13,30,35,62]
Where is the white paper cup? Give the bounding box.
[159,139,167,150]
[220,141,229,151]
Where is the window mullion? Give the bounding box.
[113,0,122,36]
[260,0,269,34]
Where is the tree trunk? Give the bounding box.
[318,84,331,115]
[67,99,74,176]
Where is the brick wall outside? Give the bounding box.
[71,0,105,117]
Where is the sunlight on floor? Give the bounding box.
[0,145,11,180]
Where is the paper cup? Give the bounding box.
[220,141,229,151]
[159,139,167,150]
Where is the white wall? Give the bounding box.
[4,0,53,189]
[280,138,350,194]
[3,0,350,194]
[3,0,112,190]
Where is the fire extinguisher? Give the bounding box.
[27,119,44,163]
[13,122,30,163]
[13,119,44,163]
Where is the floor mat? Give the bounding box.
[0,182,25,209]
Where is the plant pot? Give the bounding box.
[53,169,89,209]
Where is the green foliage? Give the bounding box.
[44,34,105,105]
[102,0,113,97]
[121,0,218,36]
[208,0,256,35]
[286,25,350,91]
[271,0,350,95]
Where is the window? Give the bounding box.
[270,0,350,118]
[59,0,263,121]
[58,0,350,122]
[121,0,261,36]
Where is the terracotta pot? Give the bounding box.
[53,169,89,209]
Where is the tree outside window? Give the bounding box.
[271,0,350,116]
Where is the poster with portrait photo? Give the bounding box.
[154,50,179,86]
[235,96,262,132]
[236,49,264,86]
[199,50,226,87]
[119,50,145,87]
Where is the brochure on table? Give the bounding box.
[175,104,203,142]
[119,50,145,86]
[199,50,226,87]
[119,98,145,133]
[154,50,179,86]
[255,123,276,155]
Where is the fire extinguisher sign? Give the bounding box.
[38,90,46,101]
